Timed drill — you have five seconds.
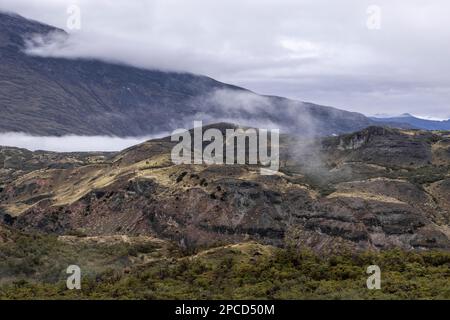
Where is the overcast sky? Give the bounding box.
[1,0,450,119]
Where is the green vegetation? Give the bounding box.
[0,237,449,300]
[384,165,450,186]
[0,231,158,286]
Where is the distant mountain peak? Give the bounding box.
[370,113,450,131]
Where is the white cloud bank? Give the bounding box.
[0,133,165,152]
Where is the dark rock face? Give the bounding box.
[12,167,449,251]
[322,127,434,168]
[3,126,449,252]
[1,12,388,137]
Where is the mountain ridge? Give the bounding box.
[0,11,404,137]
[371,114,450,131]
[1,124,449,252]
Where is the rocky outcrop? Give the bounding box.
[2,126,450,252]
[322,126,434,168]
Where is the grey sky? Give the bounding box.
[1,0,449,118]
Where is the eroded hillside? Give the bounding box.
[1,126,449,253]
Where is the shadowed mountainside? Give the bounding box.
[0,11,406,137]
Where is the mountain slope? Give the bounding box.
[371,114,450,131]
[1,125,449,252]
[1,11,383,137]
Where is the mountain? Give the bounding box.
[2,11,450,302]
[371,113,450,131]
[0,11,396,137]
[1,125,449,252]
[0,124,449,298]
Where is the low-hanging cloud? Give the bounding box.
[0,133,167,152]
[187,88,321,136]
